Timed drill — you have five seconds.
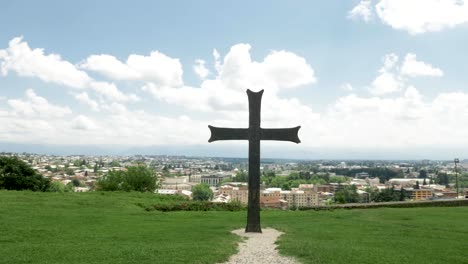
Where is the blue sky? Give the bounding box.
[1,0,468,159]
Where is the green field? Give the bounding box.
[0,191,466,264]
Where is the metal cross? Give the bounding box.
[208,89,301,233]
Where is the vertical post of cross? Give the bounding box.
[246,89,263,233]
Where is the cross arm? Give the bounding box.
[261,126,301,144]
[208,125,249,143]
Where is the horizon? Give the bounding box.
[1,1,468,159]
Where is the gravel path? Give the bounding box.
[220,228,300,264]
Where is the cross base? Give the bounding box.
[245,224,262,233]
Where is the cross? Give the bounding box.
[208,89,301,233]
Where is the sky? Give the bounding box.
[1,0,468,159]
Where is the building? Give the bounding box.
[218,185,249,204]
[200,173,231,187]
[410,189,433,200]
[263,188,319,208]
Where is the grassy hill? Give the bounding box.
[0,191,466,264]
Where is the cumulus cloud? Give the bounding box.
[193,59,210,79]
[74,92,99,111]
[400,53,444,77]
[350,0,468,34]
[0,37,141,105]
[141,43,317,124]
[7,89,72,117]
[2,39,467,153]
[80,51,184,87]
[376,0,468,34]
[369,54,403,95]
[348,0,373,22]
[369,53,442,95]
[0,37,92,88]
[71,115,98,130]
[90,82,140,103]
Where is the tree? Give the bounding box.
[436,173,450,186]
[419,170,427,179]
[192,183,213,201]
[415,180,420,189]
[0,156,50,191]
[233,170,248,182]
[109,160,120,167]
[96,170,124,191]
[399,187,407,201]
[334,185,359,204]
[49,181,74,193]
[373,187,399,202]
[96,165,159,192]
[122,166,159,192]
[71,178,82,187]
[423,178,427,185]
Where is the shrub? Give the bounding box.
[146,200,245,212]
[96,165,159,192]
[192,183,214,201]
[0,156,50,191]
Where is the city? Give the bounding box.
[2,152,466,209]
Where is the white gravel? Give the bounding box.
[220,228,300,264]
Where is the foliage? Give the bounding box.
[418,169,428,179]
[334,184,359,204]
[192,183,214,201]
[0,156,50,191]
[331,167,403,183]
[146,200,245,212]
[96,165,159,192]
[109,160,120,167]
[232,170,248,182]
[372,187,401,202]
[436,172,450,186]
[261,171,334,190]
[49,181,74,193]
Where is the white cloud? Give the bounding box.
[0,37,92,88]
[80,51,184,87]
[213,49,222,73]
[90,82,140,103]
[369,53,403,95]
[193,59,210,79]
[79,54,140,80]
[368,53,443,95]
[370,72,403,95]
[141,43,317,118]
[400,53,443,77]
[71,115,98,130]
[7,89,72,117]
[74,92,99,111]
[341,83,354,92]
[2,40,467,154]
[375,0,468,34]
[0,37,142,106]
[348,0,373,22]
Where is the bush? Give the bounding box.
[96,165,159,192]
[48,181,74,193]
[297,199,468,211]
[146,200,245,212]
[192,183,214,201]
[0,156,50,191]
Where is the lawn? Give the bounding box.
[0,191,466,264]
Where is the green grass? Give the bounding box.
[0,191,466,264]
